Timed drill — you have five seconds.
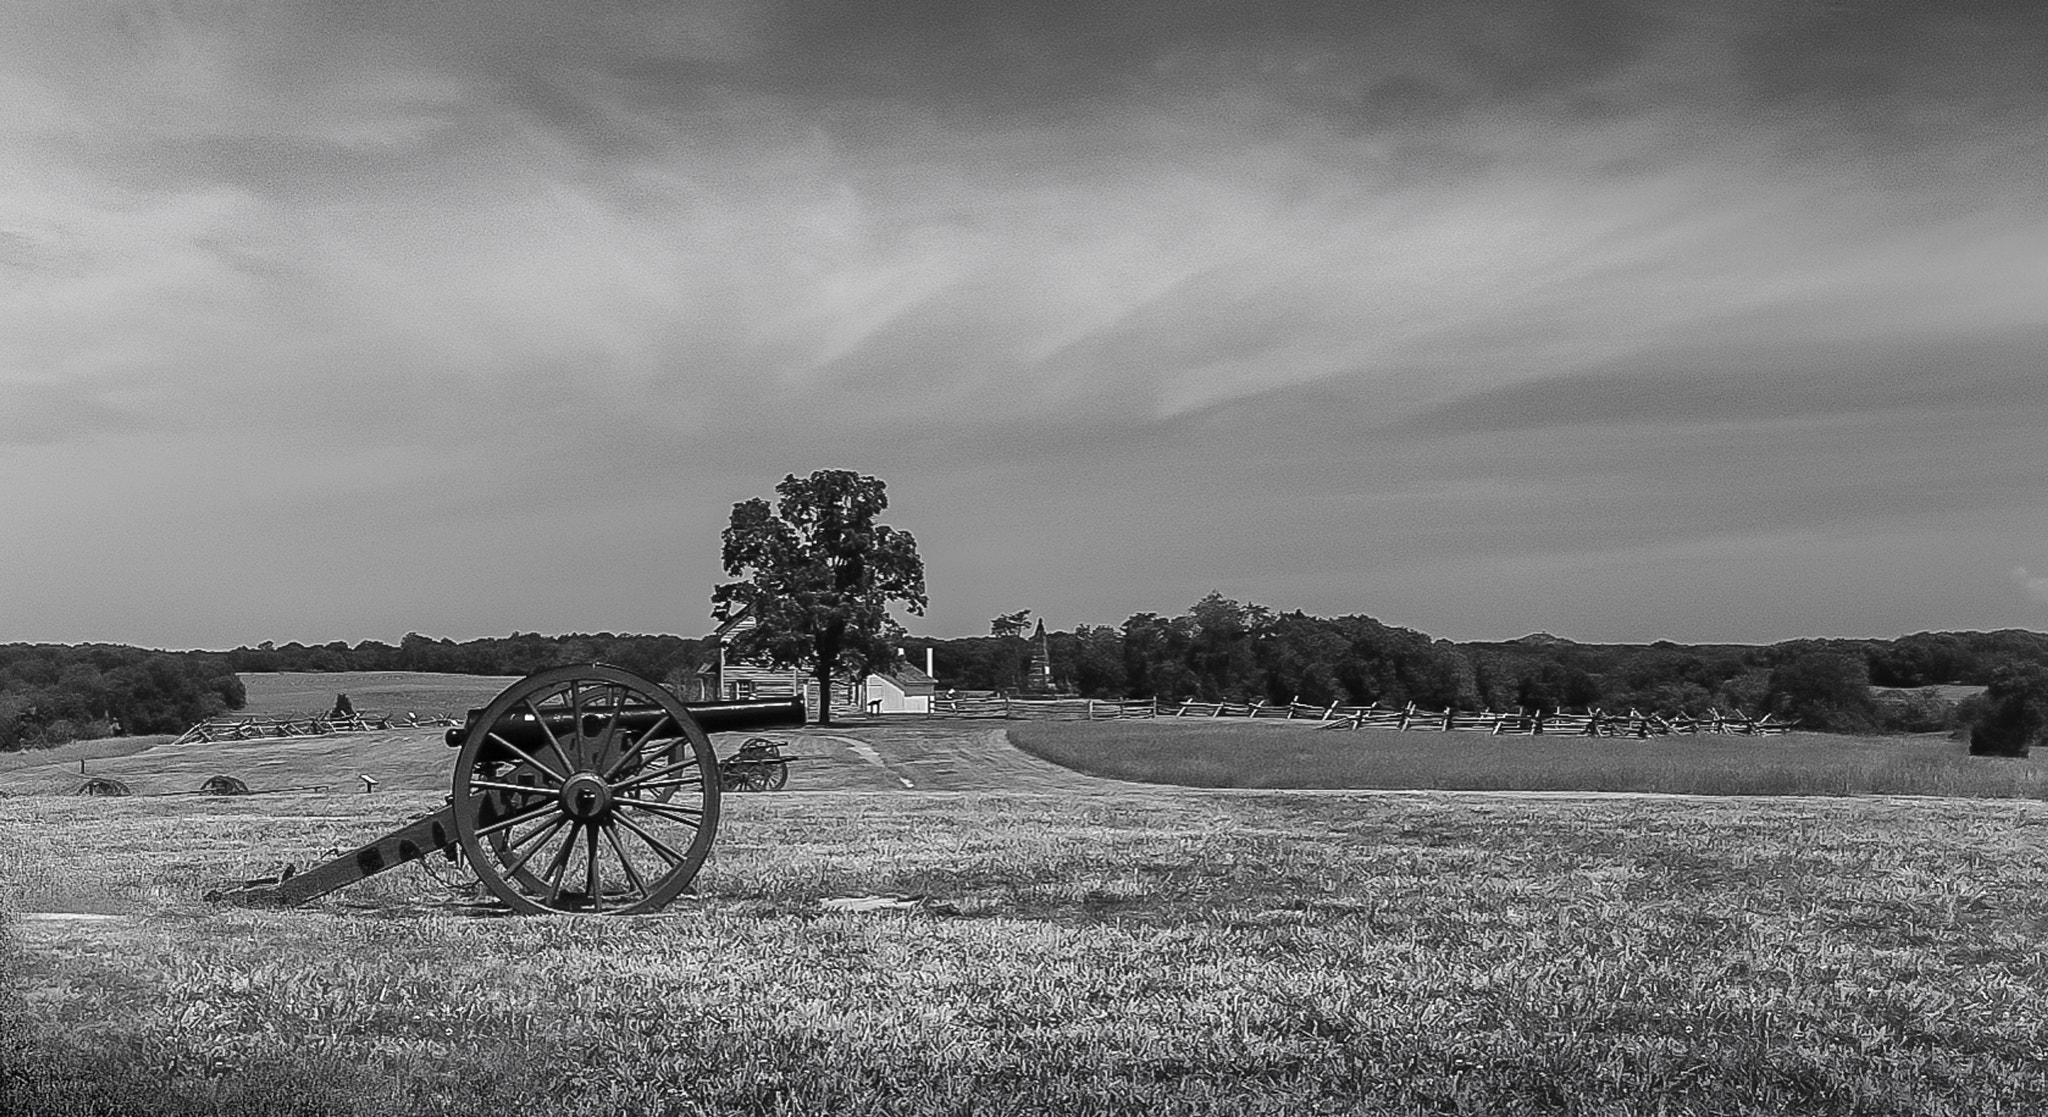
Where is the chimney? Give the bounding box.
[925,647,935,677]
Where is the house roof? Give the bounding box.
[870,662,937,695]
[708,601,753,642]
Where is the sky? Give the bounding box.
[3,0,2046,650]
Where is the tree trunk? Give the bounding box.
[815,624,845,728]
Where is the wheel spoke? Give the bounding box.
[484,731,567,787]
[523,697,581,776]
[471,795,560,840]
[468,777,554,797]
[619,797,703,826]
[603,715,677,779]
[614,803,704,836]
[542,821,582,906]
[614,756,702,795]
[601,822,649,899]
[500,816,571,876]
[613,810,687,866]
[569,681,591,769]
[584,821,601,909]
[598,684,626,750]
[619,773,705,796]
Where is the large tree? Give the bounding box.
[713,470,927,726]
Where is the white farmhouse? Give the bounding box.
[862,651,938,715]
[705,603,936,719]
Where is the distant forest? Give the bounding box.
[907,597,2044,738]
[5,601,2045,751]
[0,645,246,751]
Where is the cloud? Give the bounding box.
[1398,322,2048,434]
[4,1,2048,646]
[2016,568,2048,607]
[10,1,2046,440]
[0,381,138,448]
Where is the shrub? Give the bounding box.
[1874,687,1956,734]
[1767,652,1879,732]
[1968,663,2048,758]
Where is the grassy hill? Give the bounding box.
[234,671,522,719]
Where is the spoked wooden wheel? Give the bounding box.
[451,665,719,915]
[719,738,788,793]
[748,738,789,791]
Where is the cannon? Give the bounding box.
[719,737,792,793]
[210,664,804,915]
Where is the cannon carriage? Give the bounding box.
[211,664,804,915]
[718,738,791,793]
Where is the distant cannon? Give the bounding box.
[718,738,792,792]
[209,665,804,915]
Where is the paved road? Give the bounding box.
[776,723,1105,793]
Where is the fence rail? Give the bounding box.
[172,712,460,746]
[926,695,1794,736]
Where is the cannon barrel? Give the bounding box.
[445,696,805,749]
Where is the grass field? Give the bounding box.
[1010,720,2048,799]
[4,787,2047,1114]
[6,679,2048,1113]
[236,672,522,720]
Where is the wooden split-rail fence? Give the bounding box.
[926,695,1794,737]
[172,711,460,746]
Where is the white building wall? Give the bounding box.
[864,676,931,714]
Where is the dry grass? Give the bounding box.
[6,788,2048,1115]
[1010,721,2048,799]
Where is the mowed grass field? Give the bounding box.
[1011,720,2048,799]
[5,787,2047,1115]
[4,674,2047,1113]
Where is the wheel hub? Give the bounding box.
[558,772,614,822]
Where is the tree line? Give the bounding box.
[0,634,711,753]
[0,644,246,751]
[9,601,2048,754]
[220,632,709,685]
[904,594,2048,741]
